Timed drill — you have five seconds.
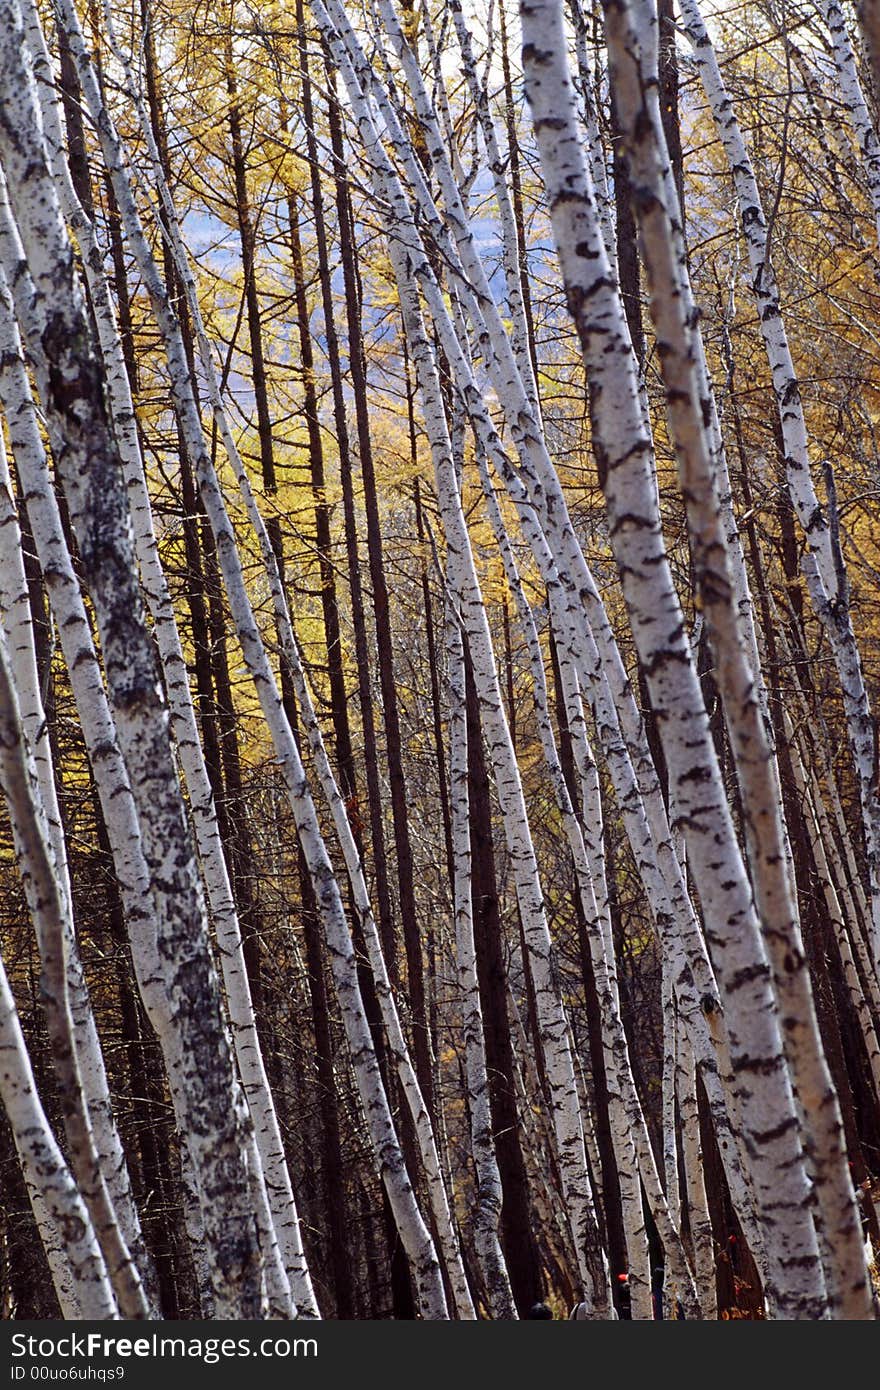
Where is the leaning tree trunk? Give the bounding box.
[61,0,449,1315]
[446,603,517,1319]
[0,951,116,1319]
[519,0,828,1320]
[0,0,265,1319]
[605,0,870,1320]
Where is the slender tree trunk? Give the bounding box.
[2,0,266,1317]
[520,0,829,1318]
[465,651,543,1315]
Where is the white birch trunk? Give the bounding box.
[0,622,145,1317]
[605,0,870,1319]
[52,0,447,1315]
[0,241,268,1316]
[520,0,828,1319]
[0,0,264,1316]
[20,0,309,1313]
[662,952,681,1236]
[680,0,880,979]
[329,0,735,1073]
[821,0,880,243]
[0,331,159,1315]
[323,0,765,1277]
[787,726,880,1104]
[445,598,517,1319]
[268,602,473,1316]
[404,272,610,1314]
[316,0,613,1315]
[448,0,541,414]
[676,1012,717,1320]
[474,446,665,1319]
[804,756,880,1023]
[0,952,116,1319]
[568,0,618,268]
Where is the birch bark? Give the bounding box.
[321,7,614,1311]
[475,446,682,1319]
[679,0,880,978]
[20,0,309,1312]
[445,600,517,1319]
[789,731,880,1106]
[52,0,447,1315]
[395,267,611,1315]
[520,0,827,1318]
[0,953,116,1319]
[822,0,880,242]
[327,0,734,1077]
[0,620,146,1317]
[0,0,264,1317]
[676,1013,717,1319]
[0,259,153,1306]
[0,242,278,1316]
[605,0,870,1319]
[321,0,762,1273]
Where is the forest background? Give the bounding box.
[1,0,880,1322]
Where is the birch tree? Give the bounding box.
[1,0,879,1321]
[519,0,830,1318]
[0,0,265,1318]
